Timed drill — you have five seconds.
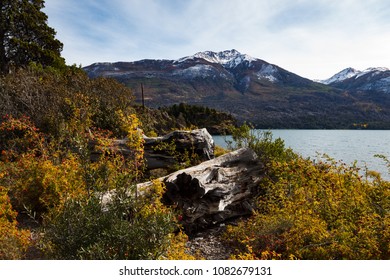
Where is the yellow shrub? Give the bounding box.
[2,154,86,214]
[0,186,31,259]
[225,155,390,260]
[162,231,198,260]
[214,145,229,157]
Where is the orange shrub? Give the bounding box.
[2,154,87,214]
[0,186,31,259]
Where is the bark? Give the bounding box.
[137,148,264,233]
[143,128,215,170]
[90,128,215,170]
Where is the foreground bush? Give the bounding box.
[0,186,31,259]
[0,67,196,260]
[42,180,179,260]
[0,115,87,214]
[0,112,191,259]
[225,151,390,260]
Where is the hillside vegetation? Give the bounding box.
[0,65,194,260]
[0,66,389,259]
[1,1,389,260]
[222,127,390,259]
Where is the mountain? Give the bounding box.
[85,49,314,89]
[319,68,361,85]
[84,50,390,129]
[319,67,390,94]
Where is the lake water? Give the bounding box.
[213,130,390,181]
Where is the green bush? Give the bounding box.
[226,123,296,163]
[42,180,177,260]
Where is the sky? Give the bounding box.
[43,0,390,80]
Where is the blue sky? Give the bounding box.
[44,0,390,79]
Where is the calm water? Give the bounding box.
[213,130,390,180]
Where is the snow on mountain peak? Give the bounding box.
[319,67,390,85]
[355,67,389,78]
[320,67,361,85]
[176,49,257,68]
[364,67,389,72]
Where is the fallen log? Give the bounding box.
[137,148,265,233]
[143,128,215,170]
[90,128,215,170]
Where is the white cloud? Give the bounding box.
[44,0,390,79]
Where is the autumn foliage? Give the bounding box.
[1,66,389,260]
[0,67,192,259]
[224,129,390,260]
[0,185,31,259]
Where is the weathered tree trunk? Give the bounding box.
[143,128,215,170]
[91,128,215,170]
[137,148,264,233]
[99,130,265,233]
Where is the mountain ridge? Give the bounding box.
[83,50,390,129]
[318,67,390,94]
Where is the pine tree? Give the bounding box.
[0,0,64,73]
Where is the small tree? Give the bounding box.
[0,0,64,73]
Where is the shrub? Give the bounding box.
[214,145,229,157]
[42,180,178,260]
[225,155,390,260]
[0,66,196,260]
[0,66,135,138]
[163,230,198,260]
[0,186,31,259]
[0,115,87,214]
[0,115,45,161]
[2,153,87,215]
[226,123,296,164]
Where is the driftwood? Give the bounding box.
[98,129,264,233]
[90,128,215,170]
[143,128,215,170]
[136,148,264,233]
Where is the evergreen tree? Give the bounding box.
[0,0,64,73]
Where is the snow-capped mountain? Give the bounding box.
[176,49,257,69]
[319,67,390,94]
[83,50,390,129]
[320,68,361,85]
[356,67,389,78]
[84,49,314,87]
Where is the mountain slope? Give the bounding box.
[84,50,390,129]
[319,68,361,85]
[319,67,390,94]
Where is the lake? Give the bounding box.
[213,130,390,181]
